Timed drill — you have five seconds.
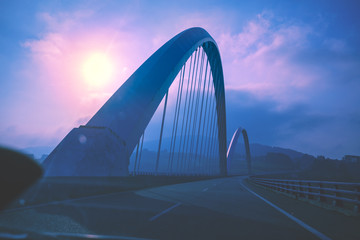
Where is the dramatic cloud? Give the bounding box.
[9,11,148,147]
[1,1,359,158]
[217,13,318,110]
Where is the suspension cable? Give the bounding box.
[180,48,200,173]
[177,48,198,174]
[133,140,140,175]
[155,90,169,174]
[188,50,205,173]
[168,65,185,173]
[193,53,209,170]
[137,133,145,173]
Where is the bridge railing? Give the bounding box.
[130,171,217,177]
[249,176,360,213]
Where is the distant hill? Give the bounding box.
[20,141,309,165]
[141,139,307,161]
[249,143,305,160]
[21,146,55,160]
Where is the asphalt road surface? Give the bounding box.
[0,176,338,239]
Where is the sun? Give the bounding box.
[82,52,114,88]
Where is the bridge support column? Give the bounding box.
[43,126,129,176]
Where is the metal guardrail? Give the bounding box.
[250,177,360,213]
[130,171,218,176]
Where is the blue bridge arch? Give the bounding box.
[227,127,251,175]
[43,28,228,176]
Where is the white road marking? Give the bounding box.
[240,180,332,240]
[2,191,123,213]
[149,203,181,221]
[202,187,209,192]
[0,232,27,239]
[42,232,154,240]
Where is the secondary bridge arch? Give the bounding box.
[44,27,227,176]
[227,127,251,175]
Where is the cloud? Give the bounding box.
[75,116,91,125]
[13,5,180,149]
[216,13,320,110]
[0,125,68,149]
[22,33,64,56]
[225,89,360,159]
[278,117,360,159]
[4,4,360,159]
[19,9,153,132]
[38,10,95,31]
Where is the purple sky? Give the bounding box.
[1,0,359,159]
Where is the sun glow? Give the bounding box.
[82,52,114,88]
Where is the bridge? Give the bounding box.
[1,175,359,239]
[43,27,230,177]
[227,127,251,175]
[1,28,359,239]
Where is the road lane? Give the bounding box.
[0,176,323,239]
[240,180,331,240]
[149,203,182,221]
[136,177,320,239]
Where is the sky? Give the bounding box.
[0,0,359,159]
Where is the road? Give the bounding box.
[0,176,334,239]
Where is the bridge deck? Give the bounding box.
[0,176,359,239]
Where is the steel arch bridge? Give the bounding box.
[227,127,251,175]
[43,27,230,177]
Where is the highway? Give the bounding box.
[0,176,355,239]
